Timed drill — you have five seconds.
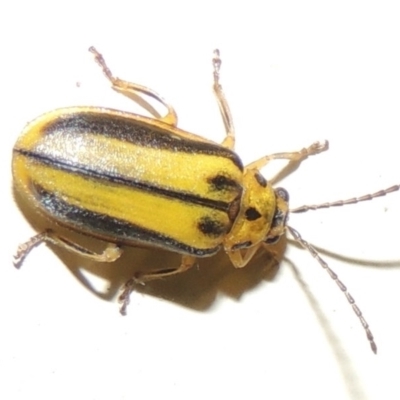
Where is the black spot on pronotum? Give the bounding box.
[208,174,240,192]
[231,240,252,250]
[197,217,227,237]
[245,207,261,221]
[254,171,267,187]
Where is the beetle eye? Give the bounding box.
[275,187,289,202]
[271,209,286,229]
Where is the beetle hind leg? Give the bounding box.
[118,255,196,315]
[14,230,122,268]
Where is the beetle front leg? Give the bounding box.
[14,230,122,268]
[246,140,329,171]
[227,245,261,269]
[118,255,196,315]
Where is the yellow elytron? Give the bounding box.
[13,48,399,353]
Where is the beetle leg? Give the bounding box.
[14,230,122,268]
[212,50,236,150]
[245,140,329,171]
[89,46,178,127]
[118,255,196,315]
[139,255,197,282]
[227,245,261,269]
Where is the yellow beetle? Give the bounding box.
[12,48,398,352]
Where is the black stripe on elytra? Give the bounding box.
[15,148,236,213]
[43,112,243,170]
[34,185,221,257]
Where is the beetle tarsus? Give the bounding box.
[118,275,145,315]
[89,46,115,83]
[119,279,133,316]
[13,231,48,268]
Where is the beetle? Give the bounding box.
[12,47,399,352]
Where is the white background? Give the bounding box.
[2,1,400,400]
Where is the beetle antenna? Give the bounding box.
[290,185,399,214]
[287,225,377,354]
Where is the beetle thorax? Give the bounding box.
[223,170,279,251]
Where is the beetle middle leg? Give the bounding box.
[89,46,178,126]
[119,255,196,315]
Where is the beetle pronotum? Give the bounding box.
[12,47,399,353]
